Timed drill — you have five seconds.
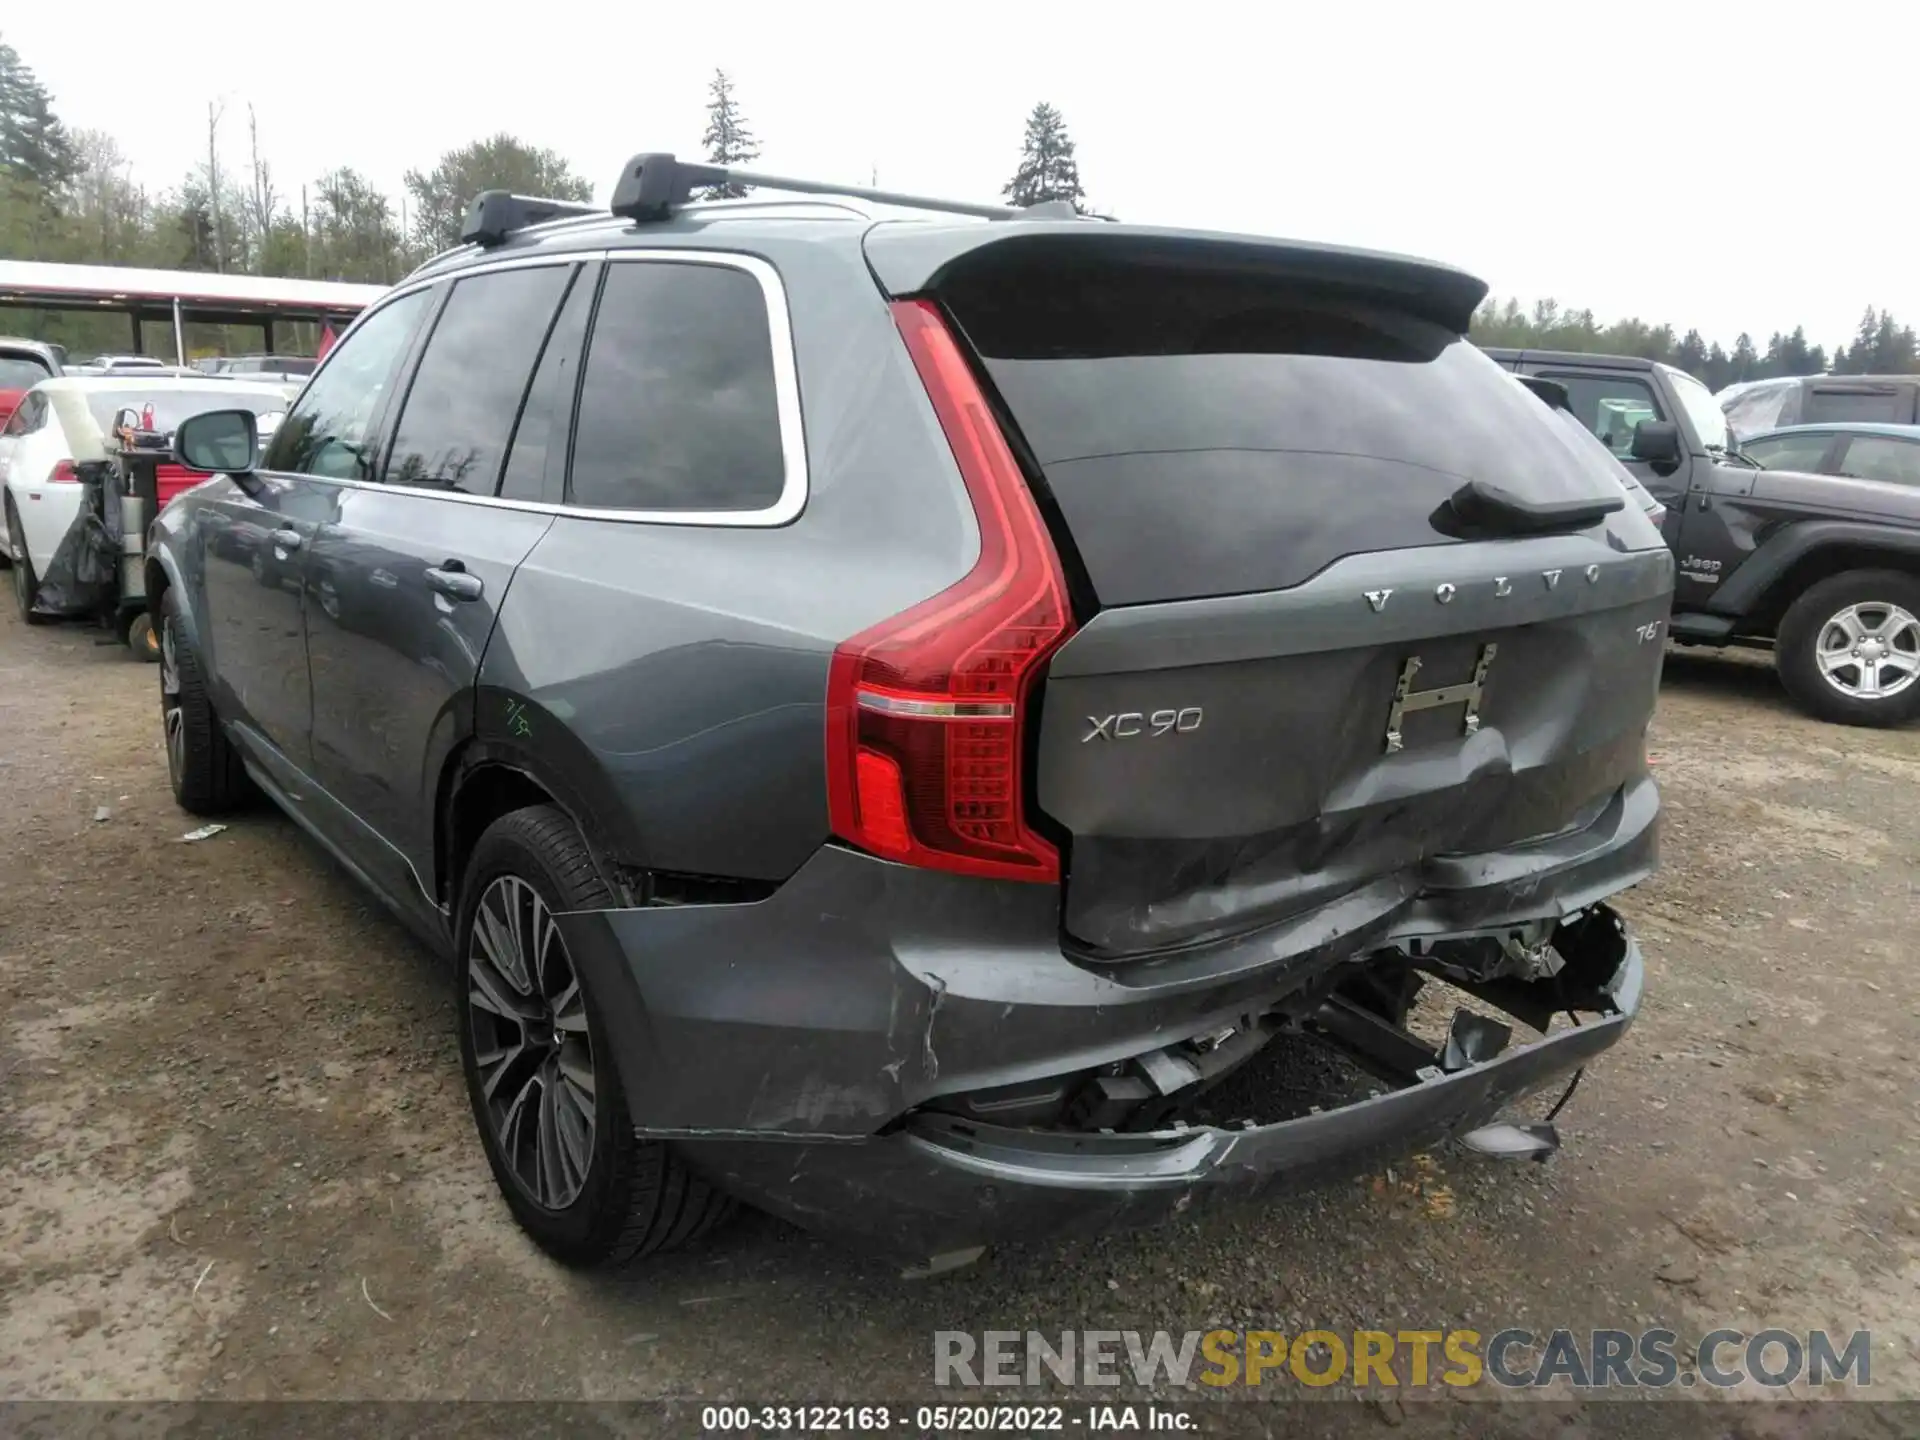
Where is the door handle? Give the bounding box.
[270,528,302,550]
[426,565,484,602]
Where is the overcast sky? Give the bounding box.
[9,2,1913,349]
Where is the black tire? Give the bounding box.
[124,610,161,663]
[6,499,50,625]
[1776,568,1920,728]
[455,805,732,1269]
[158,588,256,812]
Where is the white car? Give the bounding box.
[2,376,290,620]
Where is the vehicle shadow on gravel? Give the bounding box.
[1657,645,1793,709]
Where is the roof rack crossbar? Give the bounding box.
[461,191,604,247]
[458,155,1095,251]
[609,152,1050,224]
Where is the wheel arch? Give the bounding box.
[144,540,199,650]
[434,732,650,923]
[1715,522,1920,636]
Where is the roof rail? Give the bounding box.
[460,191,603,247]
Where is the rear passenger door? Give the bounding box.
[301,260,589,915]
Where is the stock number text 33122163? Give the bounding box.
[699,1405,1087,1432]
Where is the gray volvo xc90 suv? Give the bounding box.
[151,155,1670,1270]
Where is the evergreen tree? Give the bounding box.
[1674,329,1709,379]
[1003,102,1085,211]
[1761,331,1787,379]
[699,69,761,199]
[1844,307,1881,373]
[1729,332,1759,385]
[0,37,77,190]
[1704,342,1732,392]
[1866,310,1916,374]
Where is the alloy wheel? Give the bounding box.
[159,618,185,786]
[1814,601,1920,701]
[467,875,597,1211]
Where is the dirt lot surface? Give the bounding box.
[2,606,1917,1422]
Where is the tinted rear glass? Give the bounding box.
[568,261,786,512]
[1804,388,1910,424]
[943,259,1625,604]
[82,387,288,435]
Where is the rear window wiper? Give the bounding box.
[1444,477,1623,537]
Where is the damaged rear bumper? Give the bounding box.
[555,837,1648,1259]
[681,937,1636,1258]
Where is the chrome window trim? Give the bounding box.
[284,248,807,527]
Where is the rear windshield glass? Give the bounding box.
[1804,388,1910,424]
[82,388,287,437]
[941,257,1625,603]
[0,355,52,389]
[955,272,1507,463]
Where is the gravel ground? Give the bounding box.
[2,606,1916,1420]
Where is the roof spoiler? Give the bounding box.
[863,226,1491,334]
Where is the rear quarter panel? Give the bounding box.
[7,426,83,574]
[478,227,981,882]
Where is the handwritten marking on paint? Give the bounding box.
[504,699,532,739]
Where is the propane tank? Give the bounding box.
[120,494,146,598]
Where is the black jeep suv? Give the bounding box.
[149,156,1667,1269]
[1486,348,1920,727]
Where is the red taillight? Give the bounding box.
[824,299,1076,883]
[48,459,78,484]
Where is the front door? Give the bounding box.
[200,292,435,773]
[302,261,585,913]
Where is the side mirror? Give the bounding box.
[175,408,260,474]
[1630,420,1683,466]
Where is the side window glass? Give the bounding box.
[568,260,788,513]
[498,265,594,503]
[1838,437,1920,487]
[1743,433,1832,472]
[263,289,430,480]
[383,265,573,494]
[1540,374,1665,459]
